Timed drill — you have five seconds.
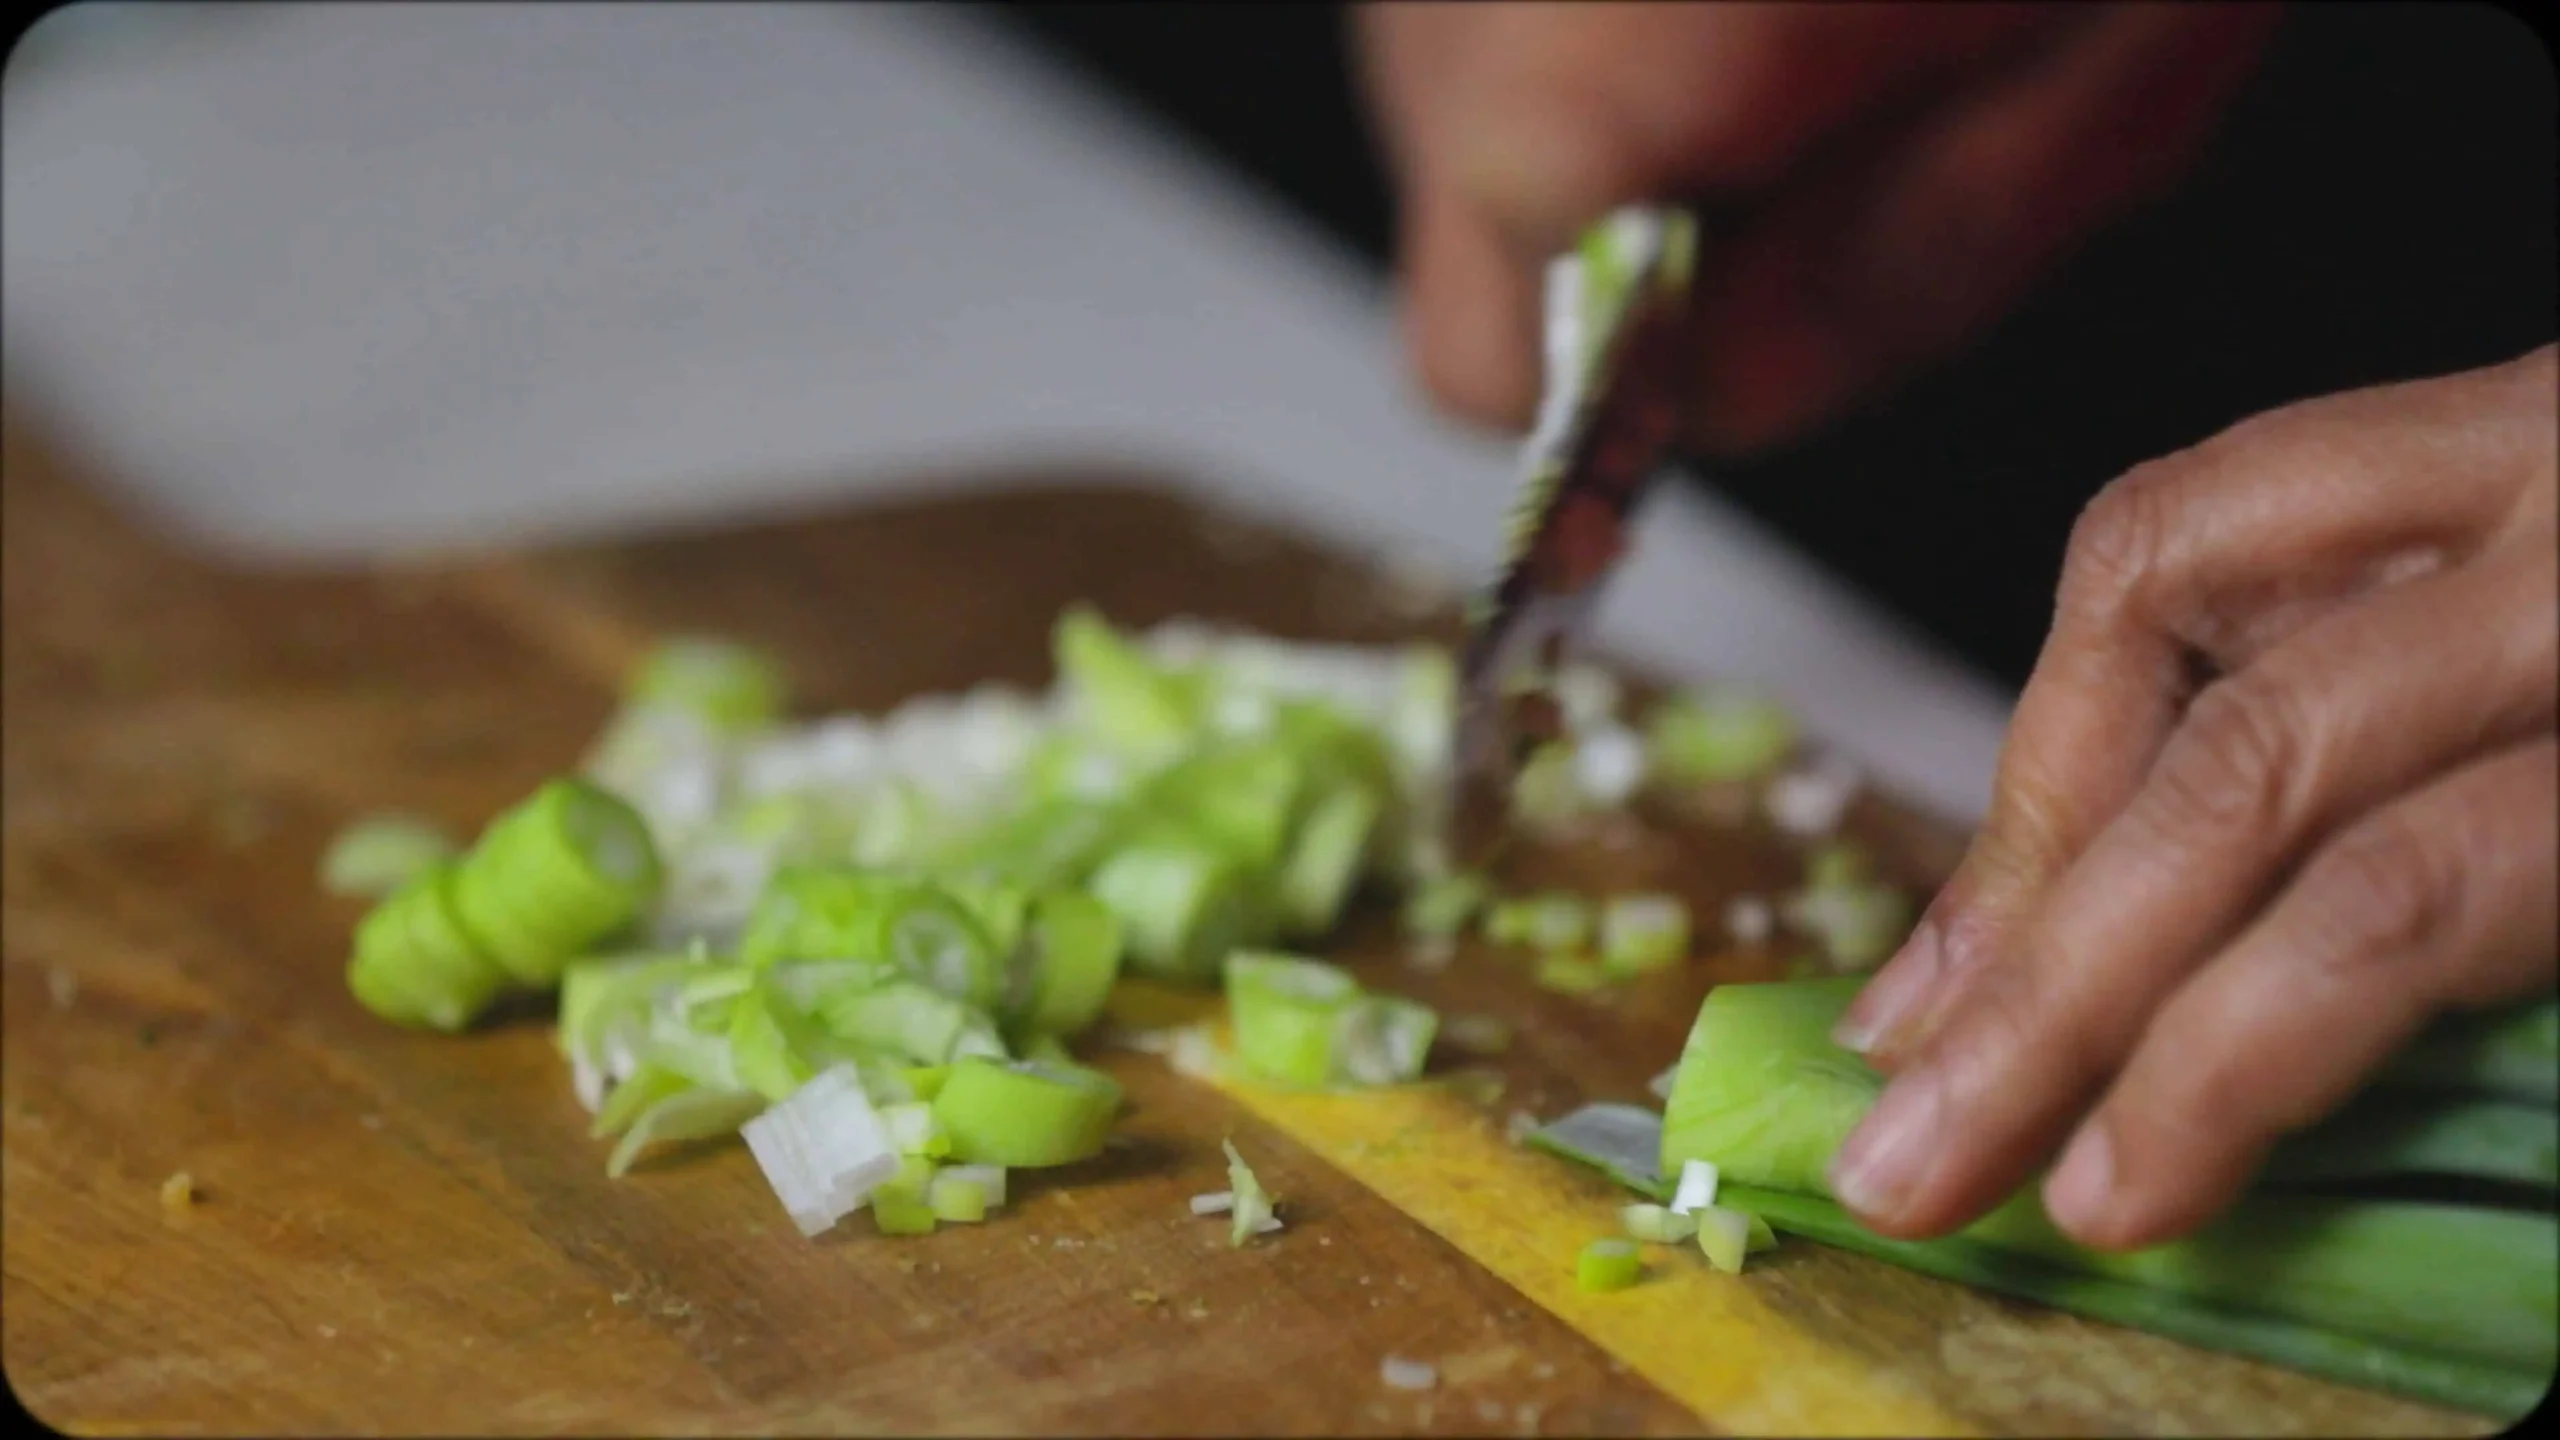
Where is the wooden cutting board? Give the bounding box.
[0,419,2495,1437]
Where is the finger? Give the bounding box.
[1398,181,1544,428]
[2047,737,2560,1249]
[1830,535,2557,1238]
[1837,353,2553,1066]
[1447,3,2066,256]
[1689,1,2281,453]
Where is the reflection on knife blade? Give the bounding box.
[1451,208,1699,864]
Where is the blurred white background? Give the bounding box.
[2,1,2010,819]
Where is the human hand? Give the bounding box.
[1829,344,2559,1250]
[1354,1,2279,451]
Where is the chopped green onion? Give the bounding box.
[1620,1203,1695,1244]
[1224,952,1437,1089]
[591,1062,692,1142]
[1190,1191,1234,1216]
[1521,893,1594,952]
[939,1163,1008,1208]
[1276,784,1381,937]
[1747,1213,1778,1254]
[741,1064,899,1236]
[1012,889,1125,1040]
[1598,893,1690,977]
[1576,1237,1643,1292]
[2384,999,2559,1107]
[1644,688,1797,784]
[1402,872,1491,939]
[346,864,509,1033]
[1693,1204,1751,1274]
[871,1188,939,1236]
[927,1173,989,1223]
[321,814,458,899]
[1021,1032,1076,1068]
[902,1065,953,1102]
[1224,1139,1279,1245]
[1443,1013,1515,1056]
[1086,837,1255,985]
[449,777,662,989]
[1225,952,1361,1088]
[626,636,787,731]
[606,1087,764,1179]
[1056,605,1204,762]
[1511,743,1586,827]
[884,1101,953,1159]
[932,1057,1122,1168]
[1804,841,1871,890]
[1532,955,1609,995]
[1669,1159,1720,1216]
[1780,883,1912,973]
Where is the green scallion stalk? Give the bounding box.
[2383,1000,2559,1108]
[2265,1092,2556,1190]
[320,814,459,899]
[931,1057,1122,1168]
[1644,688,1798,784]
[1721,1183,2545,1421]
[1659,981,2560,1384]
[1576,1237,1643,1292]
[624,636,788,731]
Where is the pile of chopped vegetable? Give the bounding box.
[338,610,1863,1240]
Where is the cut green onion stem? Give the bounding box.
[449,778,662,989]
[321,814,459,899]
[346,864,509,1033]
[1086,837,1255,985]
[932,1058,1122,1168]
[1620,1202,1696,1244]
[1693,1204,1751,1275]
[1598,893,1690,977]
[1576,1237,1643,1292]
[1644,689,1797,784]
[1224,1139,1279,1245]
[625,636,788,731]
[1402,871,1492,939]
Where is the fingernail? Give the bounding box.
[1833,921,1941,1053]
[1829,1068,1941,1224]
[2045,1123,2117,1238]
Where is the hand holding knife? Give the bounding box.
[1450,207,1701,864]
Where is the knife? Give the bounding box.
[1449,207,1701,863]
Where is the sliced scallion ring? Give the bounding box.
[1086,837,1254,985]
[321,814,458,900]
[1577,1238,1644,1292]
[346,863,509,1033]
[450,778,662,989]
[932,1057,1123,1168]
[1276,784,1380,937]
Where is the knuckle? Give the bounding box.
[2143,673,2309,837]
[2302,811,2463,982]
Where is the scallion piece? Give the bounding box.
[1225,952,1360,1088]
[625,636,788,732]
[938,1162,1007,1209]
[742,1064,900,1236]
[927,1173,989,1223]
[1012,889,1125,1040]
[321,814,458,900]
[1532,955,1609,995]
[1401,871,1491,940]
[1669,1158,1720,1216]
[1598,893,1690,977]
[449,777,662,989]
[1576,1237,1643,1292]
[1693,1204,1752,1275]
[1803,841,1871,890]
[1644,688,1798,784]
[1055,605,1204,762]
[1276,784,1381,937]
[1224,1139,1278,1246]
[871,1187,939,1236]
[606,1086,764,1179]
[1086,836,1255,985]
[1620,1202,1695,1244]
[884,1101,953,1159]
[1779,883,1912,973]
[932,1057,1122,1168]
[346,864,509,1033]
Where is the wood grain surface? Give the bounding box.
[0,420,2493,1437]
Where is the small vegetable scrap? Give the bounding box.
[158,1171,197,1217]
[1222,1140,1281,1245]
[1576,1237,1644,1292]
[320,814,458,899]
[1379,1355,1439,1391]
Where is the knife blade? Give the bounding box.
[1449,207,1700,863]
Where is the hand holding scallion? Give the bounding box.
[1831,345,2559,1251]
